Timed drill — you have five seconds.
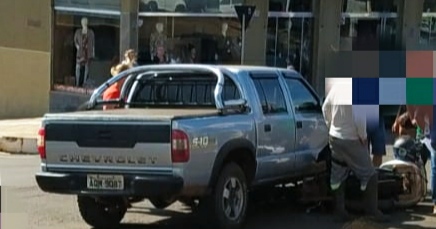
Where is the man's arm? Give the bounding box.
[352,105,367,143]
[322,95,332,129]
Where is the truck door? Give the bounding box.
[249,72,297,181]
[281,71,328,171]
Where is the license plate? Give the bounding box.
[87,174,124,190]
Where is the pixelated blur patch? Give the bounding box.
[352,78,379,105]
[378,78,406,105]
[352,51,379,78]
[325,77,353,105]
[433,51,436,77]
[406,78,434,105]
[434,79,436,105]
[325,51,352,78]
[406,51,433,78]
[379,51,406,78]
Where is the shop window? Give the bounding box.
[138,17,241,65]
[52,11,120,89]
[266,17,313,78]
[343,0,396,13]
[54,0,120,11]
[138,0,240,13]
[269,0,312,12]
[424,0,436,12]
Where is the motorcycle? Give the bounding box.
[378,135,431,209]
[299,135,430,212]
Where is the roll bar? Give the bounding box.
[88,64,225,110]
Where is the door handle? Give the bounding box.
[264,124,272,132]
[296,121,303,129]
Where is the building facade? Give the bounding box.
[0,0,433,118]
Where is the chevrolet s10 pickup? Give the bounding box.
[35,64,329,229]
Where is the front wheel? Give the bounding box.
[77,196,127,229]
[200,162,248,229]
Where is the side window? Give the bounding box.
[284,78,319,111]
[252,78,287,114]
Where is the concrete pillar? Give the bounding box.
[311,0,343,96]
[120,0,139,60]
[396,0,424,50]
[242,0,269,65]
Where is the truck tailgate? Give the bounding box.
[43,111,173,175]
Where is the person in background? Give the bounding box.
[103,63,132,110]
[152,45,168,64]
[109,55,120,76]
[185,45,197,63]
[122,49,138,67]
[322,81,389,223]
[404,105,436,214]
[366,109,387,167]
[392,105,417,138]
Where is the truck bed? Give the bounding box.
[43,108,219,121]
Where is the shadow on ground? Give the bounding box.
[94,192,436,229]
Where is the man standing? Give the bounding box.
[322,83,388,222]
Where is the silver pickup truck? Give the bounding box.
[35,64,329,229]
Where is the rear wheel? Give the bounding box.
[77,196,127,229]
[200,162,248,229]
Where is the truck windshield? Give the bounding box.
[127,73,241,108]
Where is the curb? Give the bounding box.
[0,136,38,155]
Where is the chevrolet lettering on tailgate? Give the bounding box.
[59,154,157,165]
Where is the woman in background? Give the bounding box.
[103,63,132,110]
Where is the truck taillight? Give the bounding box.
[171,130,190,163]
[37,127,46,159]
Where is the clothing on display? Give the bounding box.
[216,23,233,63]
[149,23,168,58]
[74,17,95,87]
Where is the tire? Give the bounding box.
[200,162,248,229]
[77,196,127,229]
[175,4,186,12]
[148,1,158,11]
[149,197,176,209]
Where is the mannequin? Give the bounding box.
[216,22,232,63]
[74,17,95,87]
[149,22,167,59]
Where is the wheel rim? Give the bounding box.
[222,177,244,221]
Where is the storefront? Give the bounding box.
[46,0,432,112]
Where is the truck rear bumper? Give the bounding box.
[35,171,183,197]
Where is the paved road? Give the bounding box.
[0,153,435,229]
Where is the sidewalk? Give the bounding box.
[0,118,41,154]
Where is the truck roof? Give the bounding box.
[218,64,300,76]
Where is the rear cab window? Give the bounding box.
[127,72,241,108]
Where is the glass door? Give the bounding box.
[266,12,313,78]
[340,12,397,51]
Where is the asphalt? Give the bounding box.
[0,118,436,228]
